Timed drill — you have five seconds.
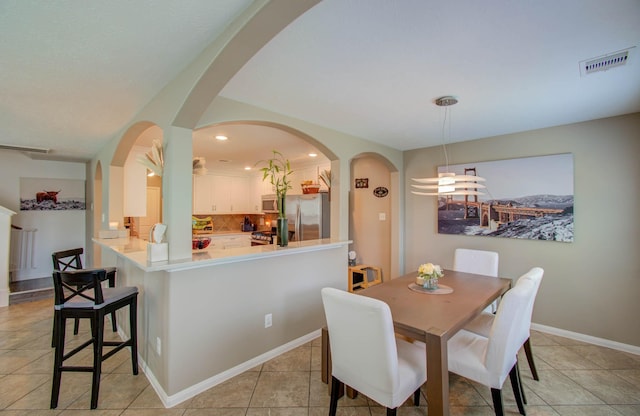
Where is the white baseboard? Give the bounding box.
[0,288,8,307]
[139,329,322,408]
[531,323,640,356]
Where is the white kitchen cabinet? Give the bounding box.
[193,174,253,214]
[123,146,148,217]
[229,176,249,213]
[193,175,214,215]
[211,176,231,213]
[204,233,252,249]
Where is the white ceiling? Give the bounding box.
[1,0,639,164]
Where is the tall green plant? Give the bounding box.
[257,150,293,218]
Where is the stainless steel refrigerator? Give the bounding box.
[285,193,330,241]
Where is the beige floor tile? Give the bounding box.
[560,370,640,404]
[127,384,171,409]
[0,373,50,409]
[613,369,640,389]
[249,371,310,408]
[184,409,246,416]
[446,407,496,416]
[449,375,491,407]
[611,404,640,415]
[0,349,50,375]
[524,369,605,405]
[189,371,258,408]
[534,346,603,370]
[551,404,625,415]
[246,408,310,416]
[0,410,61,415]
[65,372,148,410]
[567,345,640,370]
[121,408,186,416]
[262,346,311,372]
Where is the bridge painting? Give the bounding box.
[437,153,574,242]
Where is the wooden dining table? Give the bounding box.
[323,269,511,416]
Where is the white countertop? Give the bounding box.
[93,236,350,272]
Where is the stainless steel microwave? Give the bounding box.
[261,195,278,213]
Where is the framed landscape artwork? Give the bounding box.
[437,153,574,242]
[20,177,86,211]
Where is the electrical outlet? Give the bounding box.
[156,337,162,355]
[379,212,386,221]
[264,313,272,328]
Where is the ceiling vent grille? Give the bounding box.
[0,143,51,153]
[580,47,633,76]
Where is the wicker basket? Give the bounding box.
[301,184,320,194]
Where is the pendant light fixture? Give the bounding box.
[411,96,486,196]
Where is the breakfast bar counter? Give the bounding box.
[93,236,348,272]
[93,236,349,407]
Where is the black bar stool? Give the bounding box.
[51,248,118,346]
[50,268,138,409]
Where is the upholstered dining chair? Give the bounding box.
[447,272,539,416]
[50,268,138,409]
[321,287,426,416]
[52,248,118,337]
[464,267,544,381]
[454,248,499,312]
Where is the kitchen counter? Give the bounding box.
[91,234,349,406]
[93,236,349,272]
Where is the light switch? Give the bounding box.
[379,213,386,221]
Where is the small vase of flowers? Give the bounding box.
[416,263,444,290]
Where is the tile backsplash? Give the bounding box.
[193,214,278,233]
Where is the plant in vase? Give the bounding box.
[416,262,444,290]
[257,150,293,246]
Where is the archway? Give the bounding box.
[349,152,399,281]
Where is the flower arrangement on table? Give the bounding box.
[416,262,444,290]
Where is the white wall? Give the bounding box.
[404,113,640,348]
[0,151,86,280]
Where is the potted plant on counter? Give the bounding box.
[257,150,293,246]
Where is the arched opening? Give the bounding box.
[191,120,337,239]
[349,152,399,281]
[109,121,164,240]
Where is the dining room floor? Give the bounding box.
[1,298,639,416]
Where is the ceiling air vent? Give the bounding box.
[0,143,51,153]
[580,47,634,77]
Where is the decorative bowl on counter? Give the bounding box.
[192,236,211,250]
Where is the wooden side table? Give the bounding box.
[348,265,382,292]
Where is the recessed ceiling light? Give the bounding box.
[244,166,251,171]
[215,135,228,141]
[309,153,317,157]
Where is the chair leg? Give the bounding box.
[509,364,526,415]
[523,337,539,381]
[130,298,139,375]
[490,388,504,416]
[73,318,80,335]
[329,376,341,416]
[50,313,65,409]
[108,274,117,332]
[413,388,420,406]
[90,314,104,409]
[516,359,527,405]
[386,408,397,416]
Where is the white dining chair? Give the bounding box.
[453,248,500,312]
[447,271,539,416]
[464,267,544,381]
[321,287,427,416]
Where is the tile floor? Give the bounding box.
[1,298,640,415]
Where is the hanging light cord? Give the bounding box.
[441,106,450,173]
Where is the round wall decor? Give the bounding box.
[373,186,388,198]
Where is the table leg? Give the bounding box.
[426,331,449,416]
